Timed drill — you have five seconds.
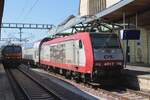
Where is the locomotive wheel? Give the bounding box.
[65,70,72,79]
[62,69,66,76]
[46,66,50,71]
[81,74,91,83]
[81,74,86,83]
[73,72,81,83]
[75,77,80,83]
[43,65,47,71]
[47,66,53,72]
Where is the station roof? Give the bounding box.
[0,0,4,24]
[96,0,150,26]
[50,0,150,35]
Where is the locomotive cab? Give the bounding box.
[90,33,124,81]
[2,45,22,67]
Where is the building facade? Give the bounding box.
[125,26,150,64]
[79,0,150,64]
[106,0,120,7]
[119,27,149,64]
[79,0,106,16]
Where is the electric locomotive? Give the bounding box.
[1,44,22,67]
[39,32,124,83]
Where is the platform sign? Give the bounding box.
[120,29,140,40]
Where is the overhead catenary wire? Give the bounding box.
[18,0,29,21]
[23,0,40,20]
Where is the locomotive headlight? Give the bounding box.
[104,63,107,66]
[95,63,102,66]
[116,62,122,66]
[102,50,105,53]
[104,62,110,66]
[104,62,114,66]
[111,50,115,53]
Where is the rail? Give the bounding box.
[7,68,63,100]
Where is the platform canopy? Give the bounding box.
[96,0,150,26]
[0,0,4,25]
[50,15,98,35]
[50,0,150,35]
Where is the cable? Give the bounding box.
[18,0,29,20]
[23,0,40,20]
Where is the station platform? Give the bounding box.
[0,64,15,100]
[123,64,150,92]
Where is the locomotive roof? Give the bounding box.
[90,32,116,34]
[4,44,21,47]
[46,32,117,41]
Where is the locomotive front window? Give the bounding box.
[91,34,120,49]
[4,46,21,54]
[14,47,22,53]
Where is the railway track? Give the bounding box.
[19,65,95,100]
[6,69,28,100]
[6,68,63,100]
[86,82,150,100]
[38,68,150,100]
[95,87,150,100]
[77,82,150,100]
[111,88,150,100]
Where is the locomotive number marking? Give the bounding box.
[104,55,113,59]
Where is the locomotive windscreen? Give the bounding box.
[90,34,120,49]
[90,33,123,64]
[4,46,22,54]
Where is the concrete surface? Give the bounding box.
[0,64,15,100]
[123,65,150,92]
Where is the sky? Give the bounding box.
[1,0,120,45]
[1,0,79,45]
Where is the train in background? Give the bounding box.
[1,44,22,67]
[23,32,124,83]
[22,43,37,67]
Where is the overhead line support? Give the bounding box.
[1,23,54,29]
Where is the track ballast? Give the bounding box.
[6,68,63,100]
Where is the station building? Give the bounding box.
[79,0,106,16]
[0,0,4,27]
[79,0,150,65]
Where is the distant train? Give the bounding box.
[1,44,22,67]
[23,32,124,83]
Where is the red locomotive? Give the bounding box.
[30,32,124,82]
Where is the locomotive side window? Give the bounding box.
[79,40,82,49]
[91,34,120,49]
